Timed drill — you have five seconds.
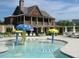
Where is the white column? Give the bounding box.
[2,25,5,33]
[73,24,76,33]
[41,26,43,33]
[12,26,15,31]
[65,26,67,33]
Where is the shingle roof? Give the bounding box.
[13,5,51,17]
[40,10,50,17]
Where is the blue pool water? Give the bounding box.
[0,40,71,58]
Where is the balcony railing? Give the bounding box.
[43,22,48,26]
[38,22,43,26]
[25,21,31,24]
[32,22,37,26]
[24,21,54,27]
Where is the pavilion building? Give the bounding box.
[4,0,55,35]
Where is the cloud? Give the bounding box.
[25,0,79,20]
[0,0,79,21]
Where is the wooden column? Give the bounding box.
[51,19,52,26]
[43,18,45,33]
[16,16,18,24]
[20,16,22,24]
[24,15,25,24]
[36,17,38,25]
[48,18,50,25]
[53,19,55,27]
[41,18,44,33]
[31,17,32,25]
[48,18,50,29]
[43,17,44,26]
[30,17,33,36]
[19,16,21,24]
[10,17,13,25]
[36,17,38,34]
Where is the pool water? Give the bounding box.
[0,40,71,58]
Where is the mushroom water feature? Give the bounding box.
[13,29,23,45]
[12,29,23,45]
[14,24,34,45]
[48,28,59,43]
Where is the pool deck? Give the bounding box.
[54,36,79,58]
[0,35,79,58]
[0,46,8,53]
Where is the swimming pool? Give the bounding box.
[0,39,71,58]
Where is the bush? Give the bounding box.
[6,27,12,33]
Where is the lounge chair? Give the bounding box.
[71,32,79,38]
[63,32,73,37]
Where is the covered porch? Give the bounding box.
[4,14,55,36]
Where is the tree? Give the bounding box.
[56,20,74,26]
[56,20,74,34]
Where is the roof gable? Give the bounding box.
[13,6,23,15]
[28,6,42,16]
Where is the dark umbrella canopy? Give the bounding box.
[16,24,34,31]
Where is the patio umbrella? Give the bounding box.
[16,24,34,31]
[15,24,34,45]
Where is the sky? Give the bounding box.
[0,0,79,22]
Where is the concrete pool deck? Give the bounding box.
[54,36,79,58]
[0,46,8,53]
[0,35,79,58]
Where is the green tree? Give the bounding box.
[56,20,74,26]
[56,20,74,34]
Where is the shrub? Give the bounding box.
[6,27,12,33]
